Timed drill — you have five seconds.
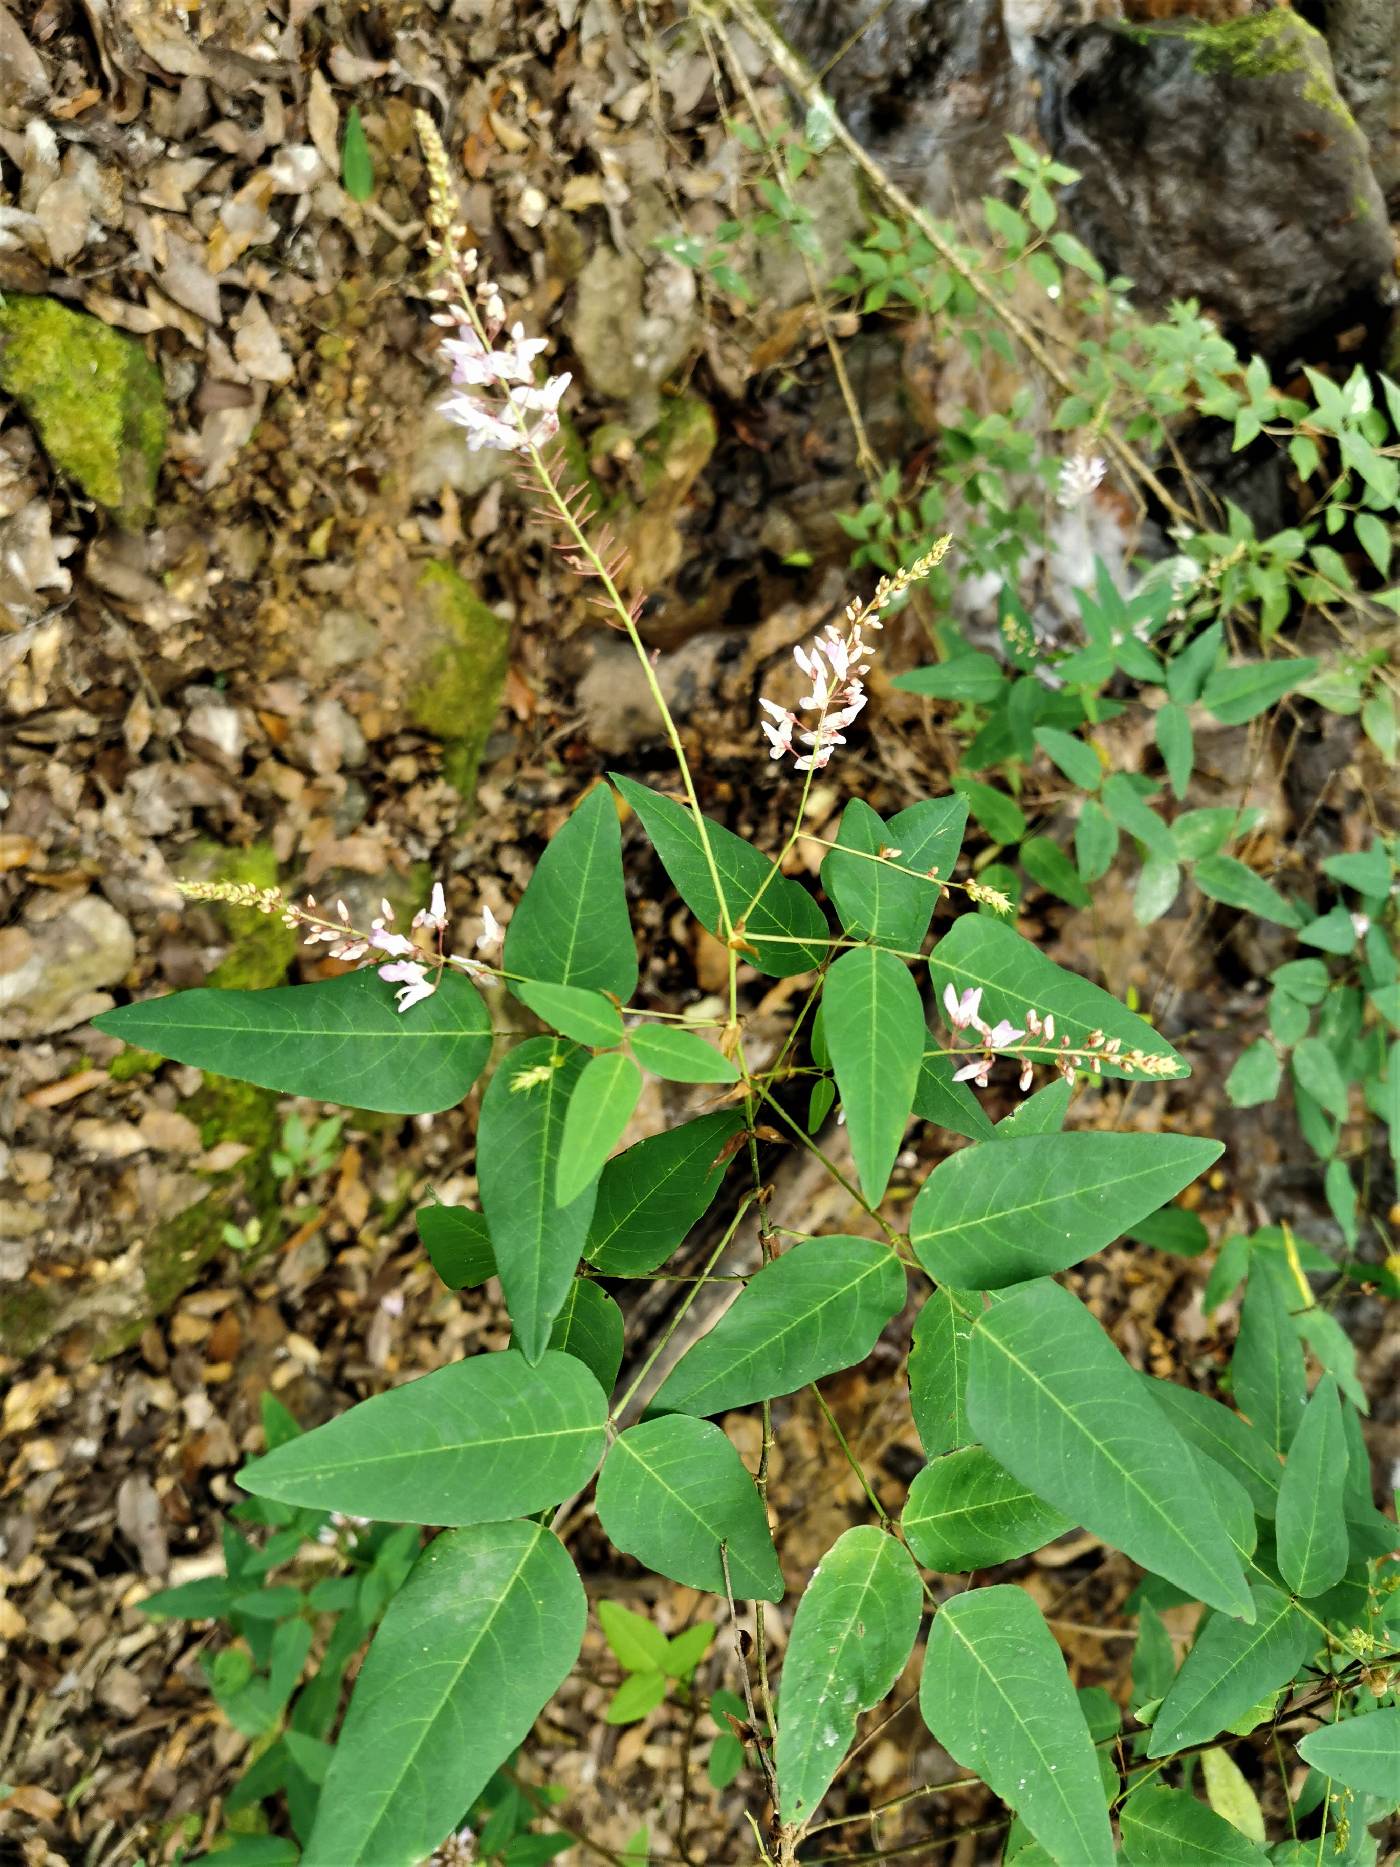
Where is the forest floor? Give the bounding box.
[1,3,1397,1865]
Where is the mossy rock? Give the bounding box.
[0,1279,62,1360]
[177,840,298,990]
[406,562,510,800]
[96,1074,283,1360]
[1182,11,1354,125]
[0,294,167,528]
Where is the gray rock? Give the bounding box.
[0,894,136,1038]
[1038,15,1395,355]
[578,632,739,756]
[1323,0,1400,205]
[568,246,698,429]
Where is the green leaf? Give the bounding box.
[1200,659,1316,725]
[920,1586,1113,1867]
[1020,835,1092,909]
[548,1279,624,1394]
[1193,856,1302,929]
[1148,1583,1312,1757]
[1132,1601,1177,1710]
[967,1281,1253,1617]
[512,981,624,1048]
[824,946,924,1202]
[1172,806,1263,862]
[238,1349,606,1523]
[893,654,1005,702]
[908,1285,976,1457]
[1118,1786,1267,1865]
[1276,1374,1349,1597]
[910,1132,1221,1288]
[585,1111,742,1276]
[775,1527,922,1825]
[598,1600,670,1672]
[1154,702,1193,800]
[664,1621,715,1679]
[1075,799,1118,882]
[556,1052,642,1205]
[504,786,637,998]
[1355,511,1392,577]
[902,1446,1071,1571]
[1290,1037,1349,1120]
[595,1415,783,1602]
[652,1235,906,1417]
[1272,957,1329,1004]
[952,777,1025,845]
[1135,853,1182,926]
[1232,1260,1306,1450]
[1200,1747,1265,1846]
[1297,905,1357,954]
[606,1669,666,1724]
[612,774,827,976]
[914,1046,999,1140]
[93,971,490,1115]
[1296,1707,1400,1798]
[822,796,967,951]
[1144,1378,1282,1516]
[996,1078,1073,1137]
[1128,1204,1209,1256]
[1102,775,1175,858]
[418,1204,495,1290]
[929,914,1187,1082]
[479,1039,599,1363]
[629,1024,739,1084]
[1225,1040,1281,1108]
[340,105,374,202]
[300,1522,583,1867]
[1035,726,1102,792]
[1321,843,1391,895]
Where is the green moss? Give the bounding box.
[108,1046,163,1082]
[407,563,510,801]
[636,393,717,501]
[0,1279,61,1358]
[178,840,298,990]
[1182,12,1356,127]
[0,294,166,527]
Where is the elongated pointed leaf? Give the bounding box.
[503,784,637,997]
[1144,1378,1282,1516]
[1118,1786,1268,1865]
[996,1077,1072,1137]
[966,1281,1253,1617]
[911,1132,1221,1288]
[301,1522,584,1867]
[825,946,924,1203]
[1200,658,1315,726]
[94,970,490,1114]
[902,1446,1072,1572]
[512,980,624,1048]
[776,1527,922,1825]
[1148,1581,1311,1758]
[238,1350,606,1523]
[652,1235,906,1417]
[629,1024,739,1083]
[584,1110,743,1275]
[1276,1374,1350,1597]
[822,796,966,951]
[920,1586,1113,1867]
[547,1278,624,1395]
[478,1039,599,1363]
[612,773,827,976]
[418,1204,495,1290]
[908,1284,976,1457]
[556,1051,642,1205]
[1296,1707,1400,1798]
[914,1045,998,1140]
[595,1415,783,1602]
[929,914,1187,1081]
[1232,1259,1306,1450]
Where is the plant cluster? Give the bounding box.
[97,92,1400,1867]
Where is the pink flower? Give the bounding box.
[378,958,437,1012]
[953,1057,992,1088]
[943,984,984,1031]
[985,1019,1026,1049]
[413,881,448,933]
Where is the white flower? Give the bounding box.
[943,985,984,1031]
[476,903,503,955]
[378,958,437,1012]
[413,881,448,933]
[1057,453,1107,509]
[370,926,415,958]
[953,1057,992,1088]
[1351,912,1370,940]
[985,1019,1025,1049]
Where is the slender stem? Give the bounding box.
[720,1542,779,1804]
[810,1385,891,1530]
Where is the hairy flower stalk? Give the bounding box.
[176,878,501,1013]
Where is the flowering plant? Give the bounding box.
[97,115,1399,1867]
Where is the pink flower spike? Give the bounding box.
[378,958,437,1013]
